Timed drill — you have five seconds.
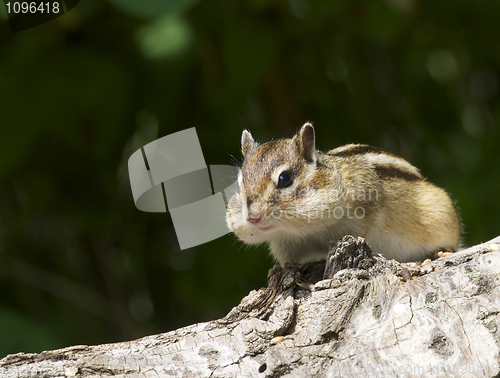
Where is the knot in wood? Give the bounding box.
[324,235,375,279]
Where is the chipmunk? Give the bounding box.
[226,123,461,265]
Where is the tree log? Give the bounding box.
[2,236,500,378]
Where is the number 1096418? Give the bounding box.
[5,2,61,14]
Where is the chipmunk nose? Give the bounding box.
[247,202,262,224]
[247,212,262,224]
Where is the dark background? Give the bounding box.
[1,0,499,358]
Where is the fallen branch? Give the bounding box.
[1,236,500,378]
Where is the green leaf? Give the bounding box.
[136,14,194,60]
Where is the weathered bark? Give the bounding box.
[2,236,500,378]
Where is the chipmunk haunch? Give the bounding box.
[225,123,461,265]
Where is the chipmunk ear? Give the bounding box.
[299,123,316,163]
[241,130,257,157]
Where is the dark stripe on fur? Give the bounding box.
[374,165,422,181]
[329,145,396,158]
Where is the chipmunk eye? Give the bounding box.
[277,171,293,189]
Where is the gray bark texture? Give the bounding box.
[2,235,500,378]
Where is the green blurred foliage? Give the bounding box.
[0,0,499,358]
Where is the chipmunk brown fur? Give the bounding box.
[226,123,461,265]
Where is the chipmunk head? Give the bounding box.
[226,123,327,245]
